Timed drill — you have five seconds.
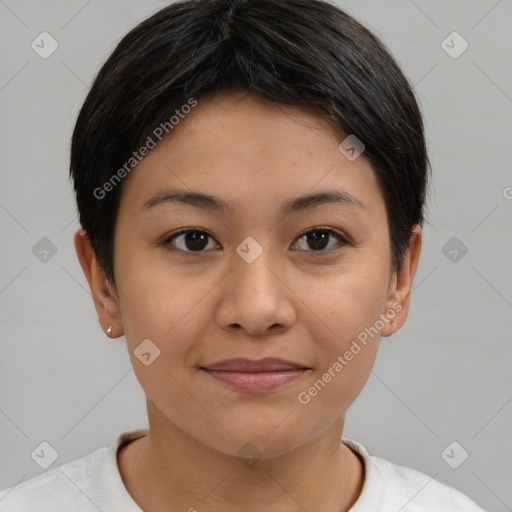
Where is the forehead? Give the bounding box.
[117,91,385,219]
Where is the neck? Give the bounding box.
[118,405,364,512]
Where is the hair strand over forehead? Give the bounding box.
[70,0,431,286]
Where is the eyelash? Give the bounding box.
[162,227,349,256]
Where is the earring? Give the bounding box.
[106,324,113,337]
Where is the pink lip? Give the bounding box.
[199,358,310,393]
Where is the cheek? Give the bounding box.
[116,264,220,402]
[310,261,390,345]
[300,262,389,404]
[298,305,381,420]
[115,250,215,337]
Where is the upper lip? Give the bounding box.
[200,357,309,372]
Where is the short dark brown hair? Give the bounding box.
[70,0,431,287]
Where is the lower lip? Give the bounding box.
[200,369,308,393]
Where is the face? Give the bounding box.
[77,90,421,458]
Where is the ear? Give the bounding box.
[73,228,124,338]
[380,224,422,337]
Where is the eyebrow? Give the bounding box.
[140,187,366,215]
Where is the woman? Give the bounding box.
[0,0,487,510]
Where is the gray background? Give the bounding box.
[0,0,511,510]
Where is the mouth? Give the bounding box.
[199,358,311,393]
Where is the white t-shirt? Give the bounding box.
[0,428,486,511]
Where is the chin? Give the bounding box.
[202,409,318,459]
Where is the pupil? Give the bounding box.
[308,230,329,251]
[186,231,208,251]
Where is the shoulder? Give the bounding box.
[368,453,486,511]
[0,446,109,511]
[343,438,487,511]
[0,428,147,512]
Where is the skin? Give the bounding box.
[75,90,422,512]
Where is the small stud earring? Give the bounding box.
[106,324,113,337]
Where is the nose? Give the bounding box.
[215,246,297,337]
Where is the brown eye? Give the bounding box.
[293,228,348,253]
[163,227,348,255]
[164,229,217,253]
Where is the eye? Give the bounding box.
[163,228,218,253]
[163,226,349,255]
[292,227,348,254]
